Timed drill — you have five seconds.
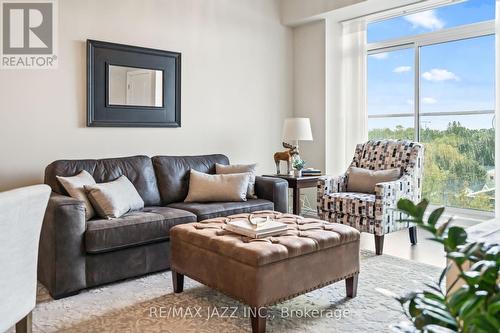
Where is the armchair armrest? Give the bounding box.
[375,175,414,203]
[37,192,87,299]
[317,174,348,217]
[317,174,348,197]
[374,174,415,214]
[254,176,288,213]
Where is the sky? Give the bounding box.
[367,0,495,131]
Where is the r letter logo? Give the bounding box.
[1,0,57,69]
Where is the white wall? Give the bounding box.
[281,0,365,25]
[292,21,326,171]
[0,0,292,191]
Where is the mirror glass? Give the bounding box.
[108,65,163,107]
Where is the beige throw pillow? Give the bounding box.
[57,170,96,220]
[346,167,401,194]
[215,163,257,199]
[85,175,144,219]
[184,169,250,203]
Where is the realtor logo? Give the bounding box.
[1,0,57,68]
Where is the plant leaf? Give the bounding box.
[398,199,418,218]
[447,287,471,315]
[445,226,467,251]
[459,295,485,319]
[415,199,429,219]
[423,325,458,333]
[427,207,444,226]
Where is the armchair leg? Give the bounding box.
[409,226,417,245]
[374,235,384,255]
[16,312,32,333]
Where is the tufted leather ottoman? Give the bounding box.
[169,211,360,333]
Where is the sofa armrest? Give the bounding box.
[254,176,288,213]
[37,192,87,298]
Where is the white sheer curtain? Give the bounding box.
[496,0,500,214]
[341,20,368,162]
[325,19,368,175]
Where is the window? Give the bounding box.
[368,0,495,43]
[367,1,495,212]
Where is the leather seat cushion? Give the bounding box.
[85,207,196,254]
[167,199,274,221]
[321,192,376,218]
[170,211,360,267]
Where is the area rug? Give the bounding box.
[10,251,441,333]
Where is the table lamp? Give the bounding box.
[282,117,313,157]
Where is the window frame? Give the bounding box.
[367,20,495,141]
[366,13,496,217]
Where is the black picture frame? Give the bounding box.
[87,39,181,127]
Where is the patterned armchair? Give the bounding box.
[317,140,424,255]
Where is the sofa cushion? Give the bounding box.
[184,170,251,203]
[346,167,401,194]
[56,170,96,220]
[45,155,161,206]
[216,163,257,198]
[85,175,144,219]
[85,207,196,254]
[152,154,229,205]
[168,199,274,221]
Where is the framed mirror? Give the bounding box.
[87,40,181,127]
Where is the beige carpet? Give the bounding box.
[8,251,441,333]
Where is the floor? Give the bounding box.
[299,188,488,268]
[360,215,487,268]
[359,228,446,267]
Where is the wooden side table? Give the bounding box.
[262,174,322,215]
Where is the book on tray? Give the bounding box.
[225,217,288,239]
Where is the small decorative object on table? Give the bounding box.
[224,214,288,238]
[301,168,322,176]
[273,142,298,175]
[292,158,306,177]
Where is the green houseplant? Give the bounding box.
[393,198,500,333]
[292,158,306,177]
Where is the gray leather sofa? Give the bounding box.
[38,154,288,299]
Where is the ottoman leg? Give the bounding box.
[250,307,267,333]
[346,274,359,298]
[172,270,184,293]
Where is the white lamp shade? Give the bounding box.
[282,118,313,141]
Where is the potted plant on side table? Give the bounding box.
[292,158,306,177]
